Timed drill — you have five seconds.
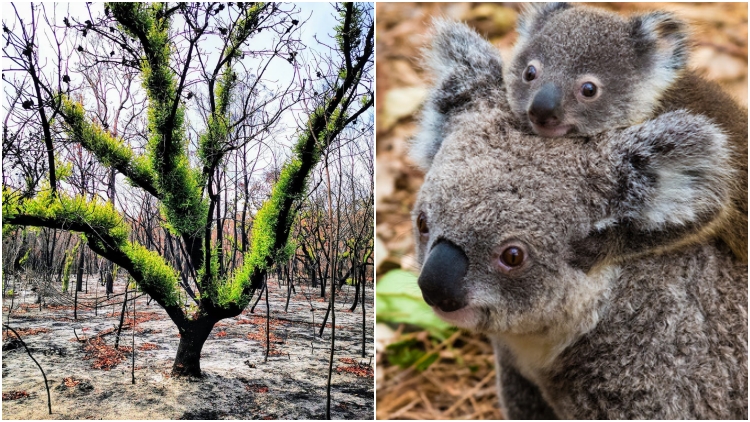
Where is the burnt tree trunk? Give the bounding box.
[349,271,359,312]
[250,275,266,313]
[76,244,85,292]
[284,262,293,312]
[361,263,367,357]
[310,263,317,288]
[105,262,114,296]
[172,318,217,377]
[114,285,129,349]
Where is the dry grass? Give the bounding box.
[377,328,502,420]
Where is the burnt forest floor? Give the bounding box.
[2,274,374,420]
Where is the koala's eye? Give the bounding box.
[417,212,429,237]
[501,246,525,267]
[495,243,529,273]
[523,65,537,82]
[581,82,597,98]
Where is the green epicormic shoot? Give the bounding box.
[61,98,157,196]
[3,189,181,307]
[110,2,207,238]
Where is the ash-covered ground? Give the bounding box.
[2,275,374,420]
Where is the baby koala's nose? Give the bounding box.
[528,82,562,125]
[418,240,469,312]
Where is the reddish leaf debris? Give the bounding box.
[82,336,131,370]
[2,327,49,341]
[138,342,159,351]
[246,329,281,343]
[336,362,374,377]
[215,331,227,338]
[238,315,286,328]
[63,377,81,388]
[245,384,269,393]
[2,391,30,401]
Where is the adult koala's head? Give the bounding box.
[411,21,733,340]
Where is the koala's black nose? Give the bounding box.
[418,240,469,312]
[528,82,562,125]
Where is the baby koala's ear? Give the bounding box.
[516,3,572,46]
[411,20,505,171]
[570,110,732,271]
[629,11,690,87]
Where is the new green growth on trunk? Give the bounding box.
[61,98,156,190]
[217,103,348,307]
[122,242,180,307]
[110,2,207,238]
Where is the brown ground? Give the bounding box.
[2,274,374,419]
[375,2,748,420]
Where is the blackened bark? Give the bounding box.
[250,277,266,313]
[114,286,128,349]
[318,300,331,337]
[310,261,318,288]
[105,266,114,296]
[76,244,85,292]
[284,263,293,312]
[264,278,270,363]
[106,169,116,296]
[171,318,217,377]
[349,277,359,312]
[361,267,366,358]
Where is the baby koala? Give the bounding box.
[411,19,747,419]
[505,2,748,262]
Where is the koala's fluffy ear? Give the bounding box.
[629,11,690,92]
[411,20,505,171]
[571,111,732,271]
[515,3,572,47]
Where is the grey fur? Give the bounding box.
[505,2,747,261]
[411,20,747,419]
[506,3,690,137]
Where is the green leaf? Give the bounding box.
[376,269,454,339]
[384,338,440,371]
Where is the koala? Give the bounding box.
[504,3,748,262]
[411,20,747,419]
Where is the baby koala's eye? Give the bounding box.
[581,82,597,98]
[523,65,537,82]
[417,212,429,238]
[501,246,525,267]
